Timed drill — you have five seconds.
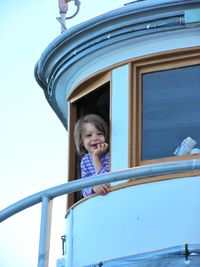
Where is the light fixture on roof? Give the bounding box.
[57,0,81,32]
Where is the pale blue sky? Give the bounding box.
[0,1,125,266]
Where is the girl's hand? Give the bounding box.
[91,143,109,174]
[92,184,110,195]
[92,143,108,158]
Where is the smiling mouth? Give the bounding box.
[91,144,99,148]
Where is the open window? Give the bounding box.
[132,48,200,166]
[67,73,111,207]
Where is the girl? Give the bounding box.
[74,114,110,197]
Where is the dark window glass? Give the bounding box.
[142,65,200,160]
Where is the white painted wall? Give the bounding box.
[111,65,129,174]
[65,176,200,267]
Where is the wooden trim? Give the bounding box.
[68,72,111,103]
[140,153,200,166]
[68,103,76,184]
[110,70,113,171]
[67,103,77,209]
[132,48,200,69]
[137,54,200,74]
[128,63,133,168]
[137,65,142,166]
[132,63,137,166]
[65,170,200,218]
[112,170,200,190]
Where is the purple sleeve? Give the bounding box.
[97,153,110,175]
[80,153,110,197]
[80,156,93,197]
[82,187,93,197]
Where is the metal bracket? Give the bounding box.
[61,235,66,255]
[57,0,81,32]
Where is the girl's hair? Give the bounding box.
[74,114,109,155]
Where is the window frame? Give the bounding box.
[67,72,111,208]
[131,48,200,167]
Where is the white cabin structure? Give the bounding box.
[34,0,200,266]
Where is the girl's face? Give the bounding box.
[82,122,106,154]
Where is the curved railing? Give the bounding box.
[1,159,200,267]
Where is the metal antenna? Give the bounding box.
[57,0,81,33]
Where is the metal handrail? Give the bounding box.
[1,158,200,267]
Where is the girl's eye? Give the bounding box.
[97,132,103,136]
[85,134,91,138]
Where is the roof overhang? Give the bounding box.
[34,0,200,129]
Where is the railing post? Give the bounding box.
[38,195,53,267]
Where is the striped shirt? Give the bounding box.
[81,152,110,197]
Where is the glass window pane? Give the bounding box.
[142,64,200,160]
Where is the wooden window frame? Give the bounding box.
[130,47,200,167]
[67,72,111,208]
